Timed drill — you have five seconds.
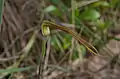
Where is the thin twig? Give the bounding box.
[44,39,50,71]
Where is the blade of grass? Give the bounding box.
[0,66,35,74]
[54,35,64,53]
[0,0,4,25]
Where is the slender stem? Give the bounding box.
[38,39,47,79]
[71,0,75,24]
[42,40,47,57]
[69,0,76,62]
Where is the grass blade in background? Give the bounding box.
[0,0,4,25]
[0,30,38,78]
